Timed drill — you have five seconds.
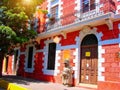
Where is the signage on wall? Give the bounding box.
[85,52,91,57]
[62,49,70,62]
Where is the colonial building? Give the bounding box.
[3,0,120,90]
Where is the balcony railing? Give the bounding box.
[43,1,116,32]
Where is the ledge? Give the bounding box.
[38,12,115,39]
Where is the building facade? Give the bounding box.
[3,0,120,90]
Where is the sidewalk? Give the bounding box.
[1,75,97,90]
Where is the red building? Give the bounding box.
[3,0,120,90]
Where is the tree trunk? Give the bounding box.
[0,51,4,77]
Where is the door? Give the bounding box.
[80,34,98,84]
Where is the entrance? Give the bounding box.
[80,34,98,84]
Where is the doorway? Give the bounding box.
[80,34,98,84]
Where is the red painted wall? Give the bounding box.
[98,44,120,90]
[7,56,13,74]
[16,0,120,90]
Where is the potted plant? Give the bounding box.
[49,16,56,24]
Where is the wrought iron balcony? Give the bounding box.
[36,0,116,38]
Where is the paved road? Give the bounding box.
[0,88,5,90]
[1,75,97,90]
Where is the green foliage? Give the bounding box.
[41,10,48,14]
[0,25,16,37]
[0,2,38,53]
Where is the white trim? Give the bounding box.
[47,0,51,13]
[20,52,25,55]
[59,0,63,16]
[73,48,79,79]
[75,36,81,84]
[75,0,81,11]
[42,39,60,76]
[117,5,120,11]
[24,44,35,73]
[58,0,61,18]
[36,49,44,53]
[98,45,105,81]
[117,5,120,14]
[47,0,60,18]
[118,23,120,30]
[98,76,105,81]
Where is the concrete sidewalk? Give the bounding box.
[1,75,97,90]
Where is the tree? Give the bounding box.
[1,0,45,18]
[0,0,45,76]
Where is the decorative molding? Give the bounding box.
[53,36,61,43]
[82,25,91,33]
[80,25,99,41]
[36,37,41,44]
[60,31,67,39]
[105,18,113,30]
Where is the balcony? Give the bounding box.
[38,0,116,37]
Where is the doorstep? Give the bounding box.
[78,83,97,89]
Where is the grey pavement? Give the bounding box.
[1,75,97,90]
[0,88,5,90]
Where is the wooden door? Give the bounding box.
[80,34,98,84]
[80,45,98,84]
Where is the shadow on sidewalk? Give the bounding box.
[1,75,48,85]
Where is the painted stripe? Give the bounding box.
[36,49,44,52]
[58,44,78,50]
[20,52,25,54]
[99,34,120,45]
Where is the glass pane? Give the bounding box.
[27,46,33,68]
[47,43,56,70]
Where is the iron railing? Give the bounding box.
[45,0,116,32]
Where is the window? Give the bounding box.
[27,46,33,68]
[47,43,56,70]
[50,5,59,18]
[82,0,95,12]
[25,45,35,73]
[51,0,59,5]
